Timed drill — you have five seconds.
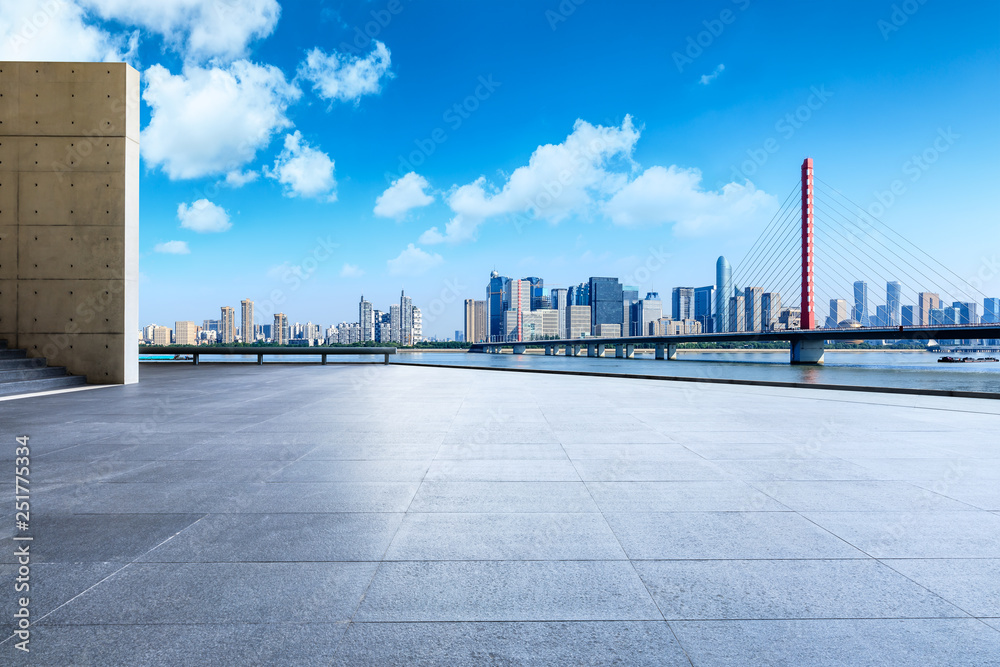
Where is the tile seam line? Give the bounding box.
[25,616,988,627]
[541,407,696,667]
[329,386,460,656]
[0,512,210,647]
[749,480,987,622]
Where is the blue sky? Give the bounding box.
[3,0,998,336]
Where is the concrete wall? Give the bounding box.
[0,62,139,384]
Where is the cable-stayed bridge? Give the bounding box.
[472,158,1000,364]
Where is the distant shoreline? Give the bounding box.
[399,348,933,354]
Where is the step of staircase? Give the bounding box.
[0,357,46,370]
[0,375,88,397]
[0,365,68,382]
[0,341,88,397]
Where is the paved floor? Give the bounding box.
[2,363,1000,665]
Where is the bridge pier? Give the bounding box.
[615,344,624,358]
[790,339,825,365]
[544,345,553,356]
[626,344,635,359]
[667,344,677,360]
[587,344,597,357]
[597,344,607,357]
[654,344,664,360]
[513,344,526,355]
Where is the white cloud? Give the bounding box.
[340,263,364,278]
[417,115,776,242]
[264,131,337,201]
[699,63,725,85]
[0,0,134,62]
[141,60,300,180]
[298,41,392,104]
[223,170,259,188]
[603,165,776,235]
[154,240,190,254]
[387,244,443,276]
[420,116,640,244]
[80,0,280,63]
[374,172,434,219]
[177,199,231,233]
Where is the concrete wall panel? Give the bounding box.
[3,63,127,137]
[0,279,14,334]
[0,225,15,279]
[18,172,125,225]
[0,172,14,226]
[17,279,125,335]
[17,332,127,383]
[1,62,138,384]
[18,226,124,279]
[13,136,126,173]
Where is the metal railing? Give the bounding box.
[140,346,396,365]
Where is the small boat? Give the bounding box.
[938,356,999,363]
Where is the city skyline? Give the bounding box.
[5,2,995,337]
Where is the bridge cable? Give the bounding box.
[815,178,986,301]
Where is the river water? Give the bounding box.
[392,350,1000,394]
[141,350,1000,394]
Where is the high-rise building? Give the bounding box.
[273,313,288,345]
[672,287,694,321]
[901,305,917,327]
[636,293,662,336]
[175,321,196,345]
[389,304,401,343]
[622,286,639,337]
[744,287,763,332]
[567,282,589,306]
[152,325,172,346]
[827,298,849,328]
[411,306,422,343]
[464,299,488,344]
[694,286,715,333]
[502,278,532,342]
[566,305,591,338]
[715,257,732,333]
[202,319,220,333]
[761,292,781,331]
[400,291,413,345]
[953,301,978,325]
[984,298,1000,324]
[853,281,870,327]
[728,295,746,332]
[918,292,941,326]
[778,307,801,329]
[551,288,568,338]
[526,277,546,310]
[241,299,254,342]
[589,277,623,336]
[220,306,235,344]
[359,295,374,341]
[487,271,508,341]
[886,281,902,327]
[875,304,890,328]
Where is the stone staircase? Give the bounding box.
[0,340,88,397]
